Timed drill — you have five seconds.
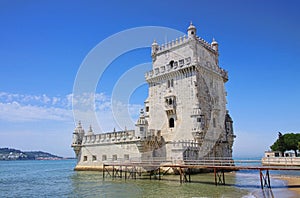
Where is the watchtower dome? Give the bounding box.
[187,22,197,38]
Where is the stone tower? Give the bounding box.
[71,23,235,170]
[144,23,235,160]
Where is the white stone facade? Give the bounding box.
[72,23,235,170]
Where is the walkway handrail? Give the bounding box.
[103,157,269,167]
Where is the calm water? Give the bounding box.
[0,160,298,197]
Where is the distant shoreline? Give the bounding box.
[0,147,67,161]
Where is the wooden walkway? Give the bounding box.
[102,159,300,189]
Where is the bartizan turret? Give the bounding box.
[135,109,148,139]
[71,121,85,158]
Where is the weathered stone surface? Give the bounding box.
[72,23,235,169]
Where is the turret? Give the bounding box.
[225,110,236,142]
[135,109,148,139]
[225,110,233,134]
[211,38,219,52]
[71,121,85,157]
[187,22,197,39]
[87,125,94,136]
[151,39,159,61]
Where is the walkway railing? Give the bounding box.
[102,157,300,189]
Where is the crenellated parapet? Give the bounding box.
[154,35,189,54]
[197,61,228,82]
[152,35,217,56]
[196,36,218,54]
[82,130,137,145]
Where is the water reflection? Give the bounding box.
[69,168,298,198]
[70,171,249,197]
[70,171,142,197]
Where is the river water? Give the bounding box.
[0,160,298,197]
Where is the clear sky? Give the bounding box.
[0,0,299,158]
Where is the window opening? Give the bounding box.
[169,60,174,68]
[213,118,216,128]
[169,118,175,128]
[124,154,129,160]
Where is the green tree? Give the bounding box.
[270,132,285,156]
[284,133,300,157]
[270,132,300,157]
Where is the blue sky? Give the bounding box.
[0,0,299,158]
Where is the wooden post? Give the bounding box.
[267,170,271,188]
[159,168,161,180]
[102,164,105,180]
[260,169,271,189]
[222,170,225,185]
[178,168,182,183]
[260,170,263,189]
[214,168,217,186]
[120,166,122,178]
[112,165,115,179]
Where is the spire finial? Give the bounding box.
[211,37,218,45]
[152,39,158,46]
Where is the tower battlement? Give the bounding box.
[72,23,235,169]
[153,34,218,55]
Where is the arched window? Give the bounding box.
[167,80,170,88]
[169,98,173,105]
[171,79,174,87]
[169,60,174,68]
[169,118,175,128]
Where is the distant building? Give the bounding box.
[264,150,298,158]
[72,23,235,170]
[262,151,300,166]
[264,151,281,158]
